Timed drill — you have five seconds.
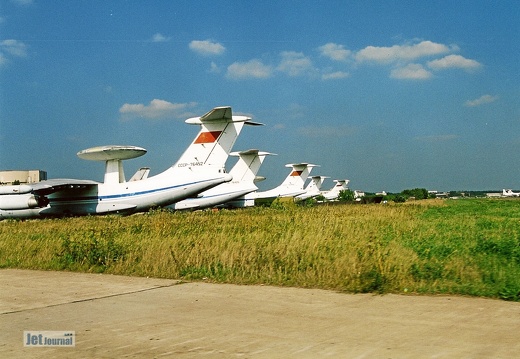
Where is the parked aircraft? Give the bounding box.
[0,106,260,219]
[502,189,520,197]
[172,149,273,210]
[295,175,329,201]
[321,179,350,200]
[353,190,366,201]
[253,163,317,204]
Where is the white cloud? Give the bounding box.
[209,61,221,73]
[226,59,272,80]
[464,94,499,107]
[319,43,351,62]
[428,54,481,71]
[189,40,225,56]
[119,99,197,120]
[1,39,28,57]
[277,51,313,77]
[390,64,432,80]
[151,33,170,43]
[356,40,451,63]
[0,53,7,67]
[321,71,350,80]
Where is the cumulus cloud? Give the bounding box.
[209,61,221,73]
[119,99,197,120]
[151,33,170,42]
[0,39,28,68]
[226,59,272,80]
[464,94,499,107]
[203,38,479,83]
[356,40,451,63]
[390,64,432,80]
[1,39,28,57]
[319,43,351,62]
[427,54,481,71]
[276,51,313,76]
[321,71,350,80]
[189,40,225,56]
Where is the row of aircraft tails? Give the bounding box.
[0,106,360,219]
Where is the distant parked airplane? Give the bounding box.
[0,106,260,219]
[502,189,520,197]
[171,149,273,210]
[253,163,317,203]
[295,175,329,201]
[321,179,350,200]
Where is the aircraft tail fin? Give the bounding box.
[295,175,329,200]
[279,163,318,188]
[254,163,318,200]
[323,179,350,200]
[503,189,519,197]
[305,175,329,191]
[173,106,263,173]
[129,167,150,182]
[228,149,275,183]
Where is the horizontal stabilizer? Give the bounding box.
[201,106,232,121]
[244,120,264,126]
[230,149,276,157]
[285,163,319,168]
[185,106,264,126]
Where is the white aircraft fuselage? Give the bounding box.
[0,106,255,219]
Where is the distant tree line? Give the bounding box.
[301,188,495,206]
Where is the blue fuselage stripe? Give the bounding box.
[48,178,217,203]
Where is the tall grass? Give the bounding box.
[1,199,520,300]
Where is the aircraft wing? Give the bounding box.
[28,179,99,195]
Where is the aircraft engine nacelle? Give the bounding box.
[0,193,47,210]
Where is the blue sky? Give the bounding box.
[1,1,519,192]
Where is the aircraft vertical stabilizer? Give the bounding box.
[254,163,318,200]
[228,149,274,183]
[171,149,273,210]
[172,106,262,175]
[322,179,350,200]
[295,175,329,200]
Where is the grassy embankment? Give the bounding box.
[1,198,520,300]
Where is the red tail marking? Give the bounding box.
[290,170,303,176]
[194,131,222,144]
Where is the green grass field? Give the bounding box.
[1,198,520,301]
